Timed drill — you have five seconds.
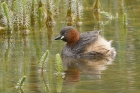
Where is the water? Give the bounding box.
[0,0,140,93]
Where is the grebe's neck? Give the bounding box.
[67,29,80,46]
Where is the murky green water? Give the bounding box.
[0,0,140,93]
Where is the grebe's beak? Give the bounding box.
[55,35,64,40]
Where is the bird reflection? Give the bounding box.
[62,56,115,82]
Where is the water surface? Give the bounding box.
[0,0,140,93]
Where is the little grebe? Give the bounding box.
[55,26,116,58]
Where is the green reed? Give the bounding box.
[75,0,82,26]
[0,0,84,31]
[38,7,43,28]
[123,13,127,34]
[1,2,11,31]
[15,76,26,93]
[39,50,49,68]
[46,0,56,27]
[16,76,26,89]
[93,0,101,12]
[2,2,9,22]
[55,54,63,73]
[56,73,63,93]
[19,76,26,86]
[123,13,127,24]
[55,53,65,78]
[55,53,65,93]
[0,0,44,31]
[1,0,31,31]
[100,11,118,20]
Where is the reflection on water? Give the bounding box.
[26,57,41,93]
[62,56,114,93]
[47,27,53,49]
[63,56,114,82]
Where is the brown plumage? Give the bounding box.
[55,26,116,58]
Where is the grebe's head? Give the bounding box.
[55,26,80,46]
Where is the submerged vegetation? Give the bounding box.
[15,51,64,93]
[123,13,127,24]
[0,0,119,32]
[1,2,11,31]
[55,54,65,93]
[39,50,49,68]
[0,0,83,32]
[55,54,65,78]
[1,0,31,31]
[15,76,26,92]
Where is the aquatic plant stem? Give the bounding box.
[38,7,43,28]
[93,0,101,12]
[123,13,127,24]
[2,2,10,30]
[39,50,49,68]
[55,54,64,93]
[19,76,26,86]
[55,54,63,72]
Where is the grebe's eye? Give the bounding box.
[64,33,67,35]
